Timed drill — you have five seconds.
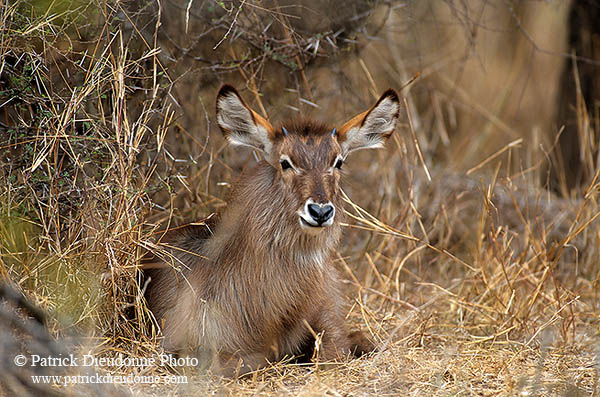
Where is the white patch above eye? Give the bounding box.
[328,155,345,173]
[279,154,297,172]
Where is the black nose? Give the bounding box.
[307,203,334,225]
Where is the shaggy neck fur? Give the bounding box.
[212,160,342,270]
[185,160,343,352]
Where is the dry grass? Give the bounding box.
[1,0,599,396]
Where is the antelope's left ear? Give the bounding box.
[337,89,400,155]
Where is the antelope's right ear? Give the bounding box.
[216,85,275,154]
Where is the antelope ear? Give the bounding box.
[337,89,400,155]
[216,85,275,154]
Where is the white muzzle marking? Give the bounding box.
[297,198,335,234]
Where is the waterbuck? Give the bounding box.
[144,85,400,376]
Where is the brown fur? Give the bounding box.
[144,85,399,376]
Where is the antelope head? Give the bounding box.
[216,85,400,235]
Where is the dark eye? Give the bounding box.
[280,159,292,170]
[334,158,343,169]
